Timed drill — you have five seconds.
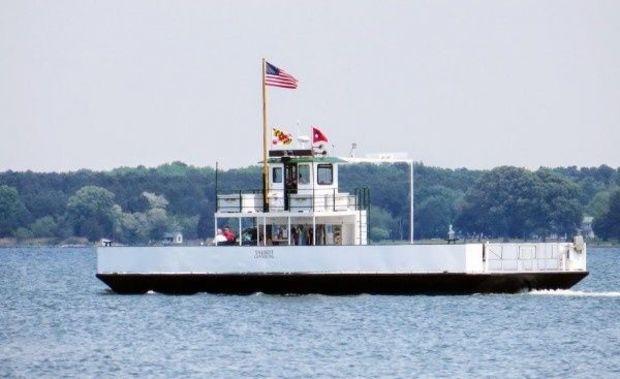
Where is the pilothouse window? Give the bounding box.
[272,167,282,183]
[317,164,333,185]
[298,164,310,185]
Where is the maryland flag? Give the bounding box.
[272,128,293,145]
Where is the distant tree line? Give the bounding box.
[0,162,619,243]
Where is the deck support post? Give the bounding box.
[255,216,259,246]
[312,215,316,246]
[484,242,489,272]
[213,215,218,243]
[410,161,414,244]
[287,216,291,246]
[263,216,267,246]
[238,216,242,246]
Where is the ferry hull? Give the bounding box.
[96,272,588,295]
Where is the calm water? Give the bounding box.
[1,247,619,378]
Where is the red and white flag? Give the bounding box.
[312,127,328,144]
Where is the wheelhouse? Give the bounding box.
[215,149,368,246]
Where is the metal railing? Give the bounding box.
[216,187,369,213]
[483,243,568,272]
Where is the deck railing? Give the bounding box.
[216,187,370,214]
[483,243,569,272]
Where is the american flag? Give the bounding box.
[265,61,298,89]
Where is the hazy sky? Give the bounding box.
[1,1,618,172]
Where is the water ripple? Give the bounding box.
[1,247,619,378]
[530,289,620,297]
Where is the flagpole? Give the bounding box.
[261,58,269,212]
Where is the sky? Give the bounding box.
[1,0,619,172]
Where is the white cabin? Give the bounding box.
[215,150,368,246]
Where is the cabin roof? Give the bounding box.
[265,156,346,164]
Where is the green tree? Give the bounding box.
[109,192,176,244]
[536,169,583,237]
[457,167,583,239]
[146,208,169,240]
[22,190,67,221]
[368,206,397,241]
[1,161,615,243]
[0,185,28,237]
[593,189,620,240]
[114,210,149,244]
[369,226,390,241]
[456,167,547,238]
[30,216,58,238]
[14,227,33,240]
[66,186,116,241]
[174,215,199,240]
[415,185,461,239]
[142,192,169,209]
[586,190,613,219]
[196,200,213,239]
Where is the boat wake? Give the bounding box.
[529,289,620,297]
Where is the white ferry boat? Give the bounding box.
[96,146,588,294]
[96,60,587,294]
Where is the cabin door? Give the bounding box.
[284,163,297,210]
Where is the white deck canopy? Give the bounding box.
[215,154,368,247]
